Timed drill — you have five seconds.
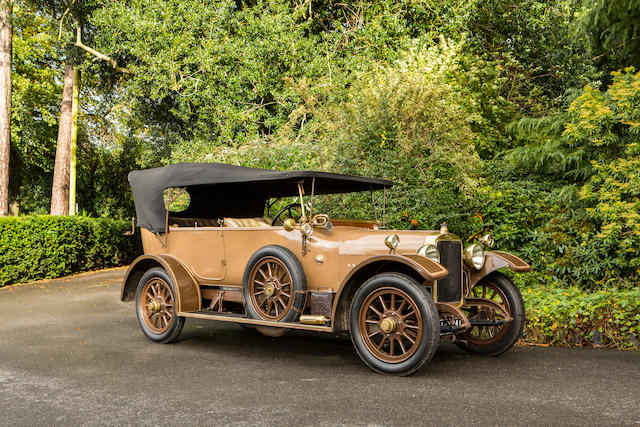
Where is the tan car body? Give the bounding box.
[121,222,530,333]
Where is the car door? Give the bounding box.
[166,227,226,281]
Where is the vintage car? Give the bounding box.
[121,163,530,375]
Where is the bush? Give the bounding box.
[474,178,640,290]
[0,216,141,286]
[516,273,640,349]
[476,69,640,289]
[201,39,485,235]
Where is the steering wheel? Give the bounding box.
[272,203,302,226]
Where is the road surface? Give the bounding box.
[1,269,638,426]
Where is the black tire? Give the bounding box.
[243,245,307,323]
[457,272,525,356]
[349,273,440,376]
[135,268,185,343]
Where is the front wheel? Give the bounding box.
[457,272,525,356]
[136,268,185,343]
[349,273,440,376]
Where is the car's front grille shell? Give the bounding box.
[436,240,462,302]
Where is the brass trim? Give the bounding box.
[283,218,296,232]
[264,282,276,297]
[379,317,396,333]
[124,217,136,236]
[148,300,161,313]
[299,315,330,325]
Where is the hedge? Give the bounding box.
[515,273,640,349]
[0,215,142,286]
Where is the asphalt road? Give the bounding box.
[0,269,638,426]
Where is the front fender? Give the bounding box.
[467,250,531,287]
[121,254,201,312]
[330,254,449,332]
[341,254,449,286]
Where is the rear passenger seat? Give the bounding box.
[169,218,220,228]
[169,217,272,228]
[223,217,272,227]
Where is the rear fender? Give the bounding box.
[121,254,201,312]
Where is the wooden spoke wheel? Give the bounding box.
[358,287,423,363]
[140,277,175,334]
[463,281,511,345]
[243,245,306,326]
[349,273,440,376]
[248,257,294,321]
[135,268,185,343]
[457,272,525,356]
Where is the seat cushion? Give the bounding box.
[169,217,219,227]
[224,217,272,228]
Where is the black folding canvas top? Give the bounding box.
[128,162,393,233]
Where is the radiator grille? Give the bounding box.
[436,240,462,302]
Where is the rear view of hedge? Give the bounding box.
[0,216,141,286]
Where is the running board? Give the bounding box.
[178,311,333,332]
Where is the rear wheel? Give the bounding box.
[243,245,306,336]
[349,273,440,376]
[457,272,524,356]
[136,268,185,343]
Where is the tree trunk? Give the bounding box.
[0,0,12,217]
[50,62,75,216]
[68,68,80,215]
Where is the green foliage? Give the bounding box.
[465,0,597,103]
[573,68,640,280]
[0,216,141,286]
[92,0,327,152]
[196,39,485,233]
[449,53,522,158]
[472,179,560,253]
[504,116,596,182]
[581,145,640,243]
[318,40,482,232]
[75,139,148,218]
[519,274,640,348]
[163,187,190,212]
[473,172,639,289]
[564,68,640,157]
[506,63,640,186]
[10,1,62,212]
[581,0,640,74]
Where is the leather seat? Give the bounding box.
[169,217,219,228]
[223,217,272,227]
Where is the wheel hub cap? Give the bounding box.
[148,299,161,313]
[380,317,397,333]
[264,282,276,297]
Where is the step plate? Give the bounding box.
[178,311,333,332]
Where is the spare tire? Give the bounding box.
[243,245,307,323]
